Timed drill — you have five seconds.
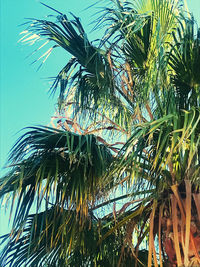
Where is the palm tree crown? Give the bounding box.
[1,0,200,266]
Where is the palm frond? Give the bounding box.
[0,126,113,226]
[0,206,148,267]
[20,13,115,112]
[112,107,200,192]
[168,17,200,109]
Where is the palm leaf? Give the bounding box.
[0,126,113,226]
[168,17,200,109]
[20,12,115,111]
[0,206,148,266]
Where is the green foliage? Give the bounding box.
[1,0,200,266]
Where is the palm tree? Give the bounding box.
[1,0,200,266]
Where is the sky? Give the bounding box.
[0,0,200,251]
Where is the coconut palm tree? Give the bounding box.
[1,0,200,266]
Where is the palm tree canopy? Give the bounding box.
[1,0,200,266]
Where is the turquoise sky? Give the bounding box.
[0,0,200,248]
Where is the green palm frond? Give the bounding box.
[0,126,113,225]
[113,107,200,192]
[123,15,153,77]
[95,0,182,110]
[20,12,115,111]
[168,17,200,109]
[0,206,148,267]
[0,208,84,267]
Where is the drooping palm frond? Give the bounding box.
[0,126,113,226]
[168,17,200,109]
[20,11,116,112]
[0,208,69,267]
[0,205,149,267]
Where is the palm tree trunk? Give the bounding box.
[162,188,200,266]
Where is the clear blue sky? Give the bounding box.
[0,0,200,246]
